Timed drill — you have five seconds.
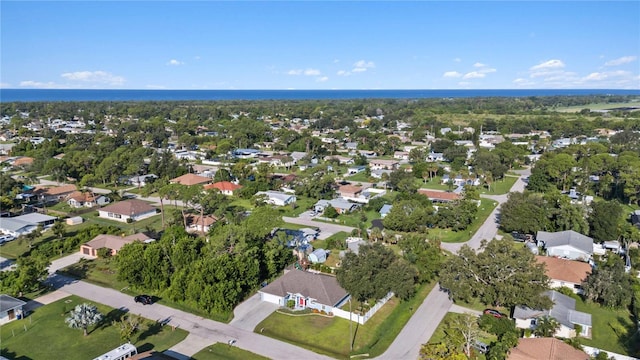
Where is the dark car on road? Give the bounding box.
[135,295,153,305]
[483,309,506,318]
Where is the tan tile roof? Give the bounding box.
[535,256,591,284]
[169,173,211,186]
[99,199,156,216]
[418,189,461,201]
[67,191,99,202]
[203,181,242,192]
[13,156,34,166]
[185,214,219,227]
[84,233,152,252]
[508,338,589,360]
[339,185,363,195]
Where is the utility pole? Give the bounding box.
[349,297,353,352]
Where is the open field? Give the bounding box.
[0,295,188,360]
[554,101,640,113]
[255,281,436,359]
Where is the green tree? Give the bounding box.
[499,192,548,234]
[439,239,551,308]
[323,206,339,219]
[582,255,634,308]
[532,315,561,337]
[51,221,66,240]
[588,200,623,242]
[65,303,103,336]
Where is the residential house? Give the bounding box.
[441,174,481,187]
[347,165,367,175]
[379,204,392,218]
[255,191,296,206]
[80,233,154,257]
[232,148,260,159]
[369,159,399,170]
[259,269,349,312]
[535,256,591,294]
[370,169,393,179]
[66,191,110,208]
[203,181,242,196]
[537,230,594,262]
[513,290,592,338]
[418,189,461,203]
[426,152,444,162]
[508,338,589,360]
[98,199,157,223]
[34,184,78,203]
[345,237,368,255]
[324,155,354,165]
[393,151,410,161]
[290,151,309,164]
[0,213,57,237]
[127,174,158,187]
[314,198,360,214]
[337,185,363,201]
[185,214,219,234]
[0,295,26,324]
[169,173,211,186]
[344,142,358,151]
[356,150,377,158]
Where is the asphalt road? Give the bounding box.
[283,216,356,239]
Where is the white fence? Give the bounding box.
[332,292,394,325]
[582,346,639,360]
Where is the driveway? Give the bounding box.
[48,251,92,274]
[283,216,356,239]
[229,293,279,331]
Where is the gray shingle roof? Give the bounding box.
[0,294,26,313]
[513,290,591,328]
[260,269,348,307]
[537,230,593,254]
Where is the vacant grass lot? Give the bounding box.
[255,281,436,359]
[60,258,233,323]
[480,175,518,195]
[0,295,187,360]
[191,343,269,360]
[430,198,499,243]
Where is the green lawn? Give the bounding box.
[191,343,270,360]
[80,209,169,233]
[575,299,640,357]
[346,172,373,183]
[0,221,97,259]
[277,196,317,217]
[329,209,380,229]
[430,198,499,243]
[416,176,450,191]
[0,295,188,360]
[255,281,436,359]
[480,176,518,195]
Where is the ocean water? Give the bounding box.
[1,89,639,102]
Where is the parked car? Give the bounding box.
[134,295,153,305]
[483,309,506,318]
[0,234,15,244]
[473,340,490,354]
[510,231,529,242]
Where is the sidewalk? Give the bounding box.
[24,290,71,312]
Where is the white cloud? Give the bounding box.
[463,71,485,79]
[583,70,631,82]
[604,56,637,66]
[453,58,462,63]
[333,59,340,63]
[352,60,375,73]
[443,71,462,78]
[473,62,486,68]
[288,68,321,76]
[61,70,125,85]
[167,59,184,66]
[316,76,329,82]
[513,78,535,86]
[0,82,11,88]
[530,59,565,71]
[19,80,61,89]
[337,70,351,76]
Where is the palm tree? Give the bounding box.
[65,303,103,336]
[533,316,560,337]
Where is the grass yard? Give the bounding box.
[575,299,640,357]
[191,343,270,360]
[0,295,187,360]
[80,209,169,233]
[480,175,518,195]
[255,281,436,359]
[277,196,317,217]
[554,101,640,113]
[0,221,97,259]
[346,172,373,183]
[331,209,380,229]
[416,176,450,191]
[431,198,499,243]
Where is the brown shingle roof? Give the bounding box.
[13,156,34,166]
[169,173,211,186]
[185,214,219,227]
[535,256,591,284]
[67,191,99,203]
[508,338,589,360]
[36,184,77,196]
[418,189,461,201]
[99,199,156,216]
[339,185,363,195]
[261,269,348,307]
[84,233,152,252]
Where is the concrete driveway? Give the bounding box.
[283,216,355,239]
[229,293,279,331]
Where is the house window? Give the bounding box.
[530,319,537,326]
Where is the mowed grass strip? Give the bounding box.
[0,295,188,360]
[255,282,435,359]
[191,343,270,360]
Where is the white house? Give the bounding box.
[0,214,57,237]
[255,191,296,206]
[66,191,110,208]
[0,294,26,324]
[368,159,399,170]
[98,200,157,223]
[426,152,444,162]
[537,230,594,262]
[513,290,592,338]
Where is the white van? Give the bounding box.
[0,234,15,244]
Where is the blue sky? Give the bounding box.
[2,1,639,90]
